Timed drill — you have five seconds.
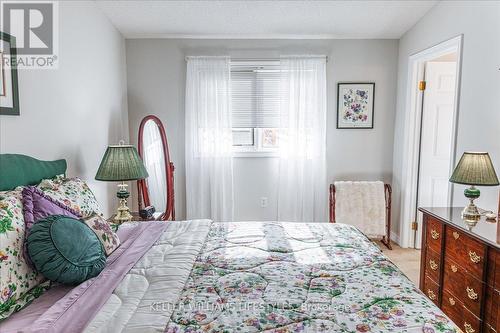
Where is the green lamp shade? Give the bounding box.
[449,152,499,186]
[95,145,148,181]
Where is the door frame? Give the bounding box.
[399,35,463,248]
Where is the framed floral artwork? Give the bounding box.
[0,32,19,116]
[337,82,375,129]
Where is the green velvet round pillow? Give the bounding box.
[27,215,106,285]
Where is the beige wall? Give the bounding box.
[126,39,399,221]
[0,1,129,216]
[392,1,500,241]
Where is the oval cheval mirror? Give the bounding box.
[137,115,175,220]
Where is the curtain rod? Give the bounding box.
[184,56,328,62]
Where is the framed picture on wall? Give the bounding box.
[0,32,20,116]
[337,82,375,129]
[0,51,5,97]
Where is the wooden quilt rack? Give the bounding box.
[329,183,392,250]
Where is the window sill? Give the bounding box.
[233,151,279,158]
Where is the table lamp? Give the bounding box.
[449,152,499,223]
[95,142,149,223]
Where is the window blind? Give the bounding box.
[231,62,280,128]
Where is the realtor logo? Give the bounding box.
[1,1,58,69]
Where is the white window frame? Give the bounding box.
[231,60,280,157]
[233,128,279,157]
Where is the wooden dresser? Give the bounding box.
[419,207,499,333]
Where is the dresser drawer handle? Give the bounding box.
[450,264,458,273]
[430,229,440,240]
[429,259,438,271]
[466,287,478,300]
[464,322,475,333]
[448,297,455,306]
[468,251,481,264]
[427,290,437,300]
[452,231,460,240]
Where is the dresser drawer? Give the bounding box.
[487,248,499,290]
[426,216,443,253]
[441,289,461,326]
[425,248,441,282]
[445,226,486,279]
[443,256,484,316]
[485,324,498,333]
[462,307,482,333]
[484,286,499,331]
[424,274,440,306]
[441,289,482,333]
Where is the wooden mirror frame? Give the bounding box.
[137,115,175,220]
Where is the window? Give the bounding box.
[231,61,280,154]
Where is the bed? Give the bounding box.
[0,155,459,332]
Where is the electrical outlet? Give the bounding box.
[260,197,268,208]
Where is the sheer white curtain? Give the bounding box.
[185,56,234,221]
[278,56,327,222]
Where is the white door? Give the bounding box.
[415,61,457,248]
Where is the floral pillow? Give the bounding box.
[37,176,102,218]
[21,186,82,267]
[0,188,46,321]
[82,213,120,255]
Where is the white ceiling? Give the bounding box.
[96,0,438,39]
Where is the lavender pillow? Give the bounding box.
[22,186,81,263]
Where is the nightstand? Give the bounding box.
[107,211,162,223]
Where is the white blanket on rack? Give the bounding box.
[334,181,386,237]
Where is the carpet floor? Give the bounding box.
[375,240,421,285]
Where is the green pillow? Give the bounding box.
[27,215,106,285]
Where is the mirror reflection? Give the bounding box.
[142,119,167,212]
[137,115,175,221]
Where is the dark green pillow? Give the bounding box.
[27,215,106,285]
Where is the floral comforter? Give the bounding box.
[165,222,458,333]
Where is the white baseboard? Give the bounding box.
[390,231,400,246]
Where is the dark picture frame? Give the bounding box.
[337,82,375,129]
[0,32,20,116]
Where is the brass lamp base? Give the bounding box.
[114,183,132,224]
[461,186,481,228]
